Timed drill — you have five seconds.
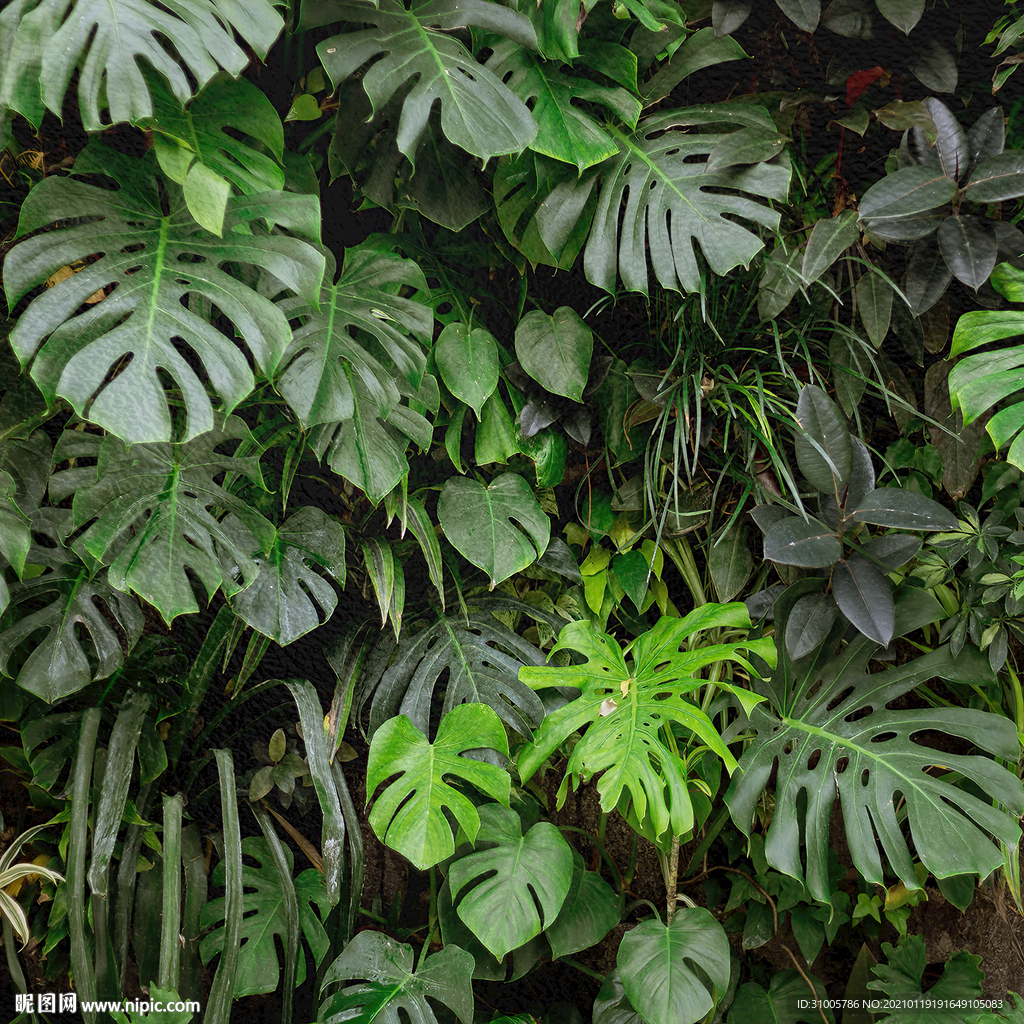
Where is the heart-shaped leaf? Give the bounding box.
[438,474,550,587]
[4,144,324,444]
[435,323,499,420]
[366,703,511,870]
[449,804,574,959]
[617,909,731,1024]
[515,307,593,403]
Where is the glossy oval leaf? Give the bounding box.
[438,474,550,587]
[967,106,1006,169]
[776,0,820,32]
[848,487,958,531]
[314,0,538,165]
[794,385,853,494]
[802,210,860,283]
[436,323,500,419]
[712,0,751,36]
[921,97,968,181]
[906,243,953,315]
[709,523,754,602]
[785,591,838,660]
[907,39,958,94]
[5,145,324,444]
[937,215,997,291]
[858,166,958,222]
[763,516,843,569]
[965,152,1024,202]
[449,804,574,959]
[515,307,593,402]
[366,703,511,870]
[617,909,731,1024]
[856,272,894,347]
[876,0,924,34]
[832,556,896,646]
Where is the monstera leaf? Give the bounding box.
[141,71,285,234]
[518,604,775,840]
[224,507,346,645]
[276,242,433,429]
[438,474,550,587]
[526,105,791,295]
[308,0,537,164]
[0,0,283,130]
[448,804,574,959]
[200,837,331,997]
[4,144,325,444]
[366,703,511,870]
[57,419,274,625]
[726,584,1024,904]
[359,604,554,740]
[485,40,641,173]
[317,931,474,1024]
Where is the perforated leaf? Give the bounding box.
[0,0,283,130]
[726,585,1024,902]
[312,0,537,165]
[519,606,774,840]
[4,145,324,444]
[366,704,511,870]
[532,106,791,295]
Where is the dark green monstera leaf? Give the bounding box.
[519,604,774,841]
[0,509,143,702]
[528,105,791,295]
[224,507,346,645]
[359,603,554,740]
[726,584,1024,903]
[56,418,274,625]
[3,144,324,444]
[276,242,433,429]
[200,837,331,997]
[317,931,474,1024]
[0,0,282,130]
[448,804,574,959]
[366,703,511,870]
[308,0,538,165]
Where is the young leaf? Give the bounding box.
[617,909,731,1024]
[449,804,574,959]
[438,474,550,587]
[515,307,593,403]
[366,704,511,870]
[435,323,499,420]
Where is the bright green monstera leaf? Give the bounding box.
[366,703,511,870]
[484,40,641,173]
[200,837,331,997]
[438,474,550,588]
[307,0,538,165]
[317,931,475,1024]
[276,243,433,429]
[3,144,324,444]
[141,71,285,235]
[0,0,283,131]
[224,507,346,645]
[55,419,274,625]
[518,604,774,841]
[0,509,144,702]
[448,804,574,959]
[617,909,731,1024]
[726,584,1024,904]
[526,105,791,295]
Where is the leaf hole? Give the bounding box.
[825,686,855,712]
[844,705,873,723]
[806,749,822,771]
[861,769,870,787]
[870,732,898,743]
[835,756,850,774]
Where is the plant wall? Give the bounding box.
[2,1,1024,1023]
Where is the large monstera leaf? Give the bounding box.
[55,419,274,625]
[3,144,325,444]
[307,0,538,165]
[224,507,346,645]
[0,0,283,131]
[366,703,511,870]
[448,804,574,960]
[276,243,433,429]
[525,105,791,294]
[0,509,143,702]
[200,837,331,997]
[726,584,1024,904]
[518,604,775,841]
[317,931,474,1024]
[359,602,556,740]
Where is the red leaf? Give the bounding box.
[846,67,886,107]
